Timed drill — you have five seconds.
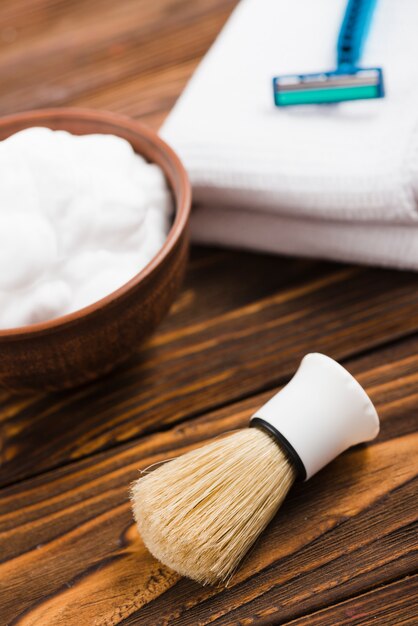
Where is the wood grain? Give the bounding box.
[0,0,236,118]
[282,575,418,626]
[1,253,418,486]
[1,338,417,625]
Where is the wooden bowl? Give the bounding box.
[0,108,191,392]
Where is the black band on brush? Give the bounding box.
[250,417,307,481]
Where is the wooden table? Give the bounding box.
[1,1,417,624]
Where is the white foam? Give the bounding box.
[0,128,172,329]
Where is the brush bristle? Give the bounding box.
[131,427,296,585]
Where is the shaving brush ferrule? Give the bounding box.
[250,353,380,480]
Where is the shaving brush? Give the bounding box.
[131,353,380,585]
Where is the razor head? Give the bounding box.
[273,67,384,107]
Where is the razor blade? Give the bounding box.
[273,67,384,107]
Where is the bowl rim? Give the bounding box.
[0,107,191,339]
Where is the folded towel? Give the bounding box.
[161,0,418,270]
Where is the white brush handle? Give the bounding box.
[250,353,380,480]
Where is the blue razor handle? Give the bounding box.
[273,0,385,107]
[337,0,378,67]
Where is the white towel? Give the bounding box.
[161,0,418,270]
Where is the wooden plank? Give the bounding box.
[1,252,418,487]
[1,337,417,625]
[281,575,418,626]
[0,0,236,115]
[68,58,199,121]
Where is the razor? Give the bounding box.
[273,0,385,107]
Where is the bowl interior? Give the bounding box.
[0,108,190,336]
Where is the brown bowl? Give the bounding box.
[0,108,191,392]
